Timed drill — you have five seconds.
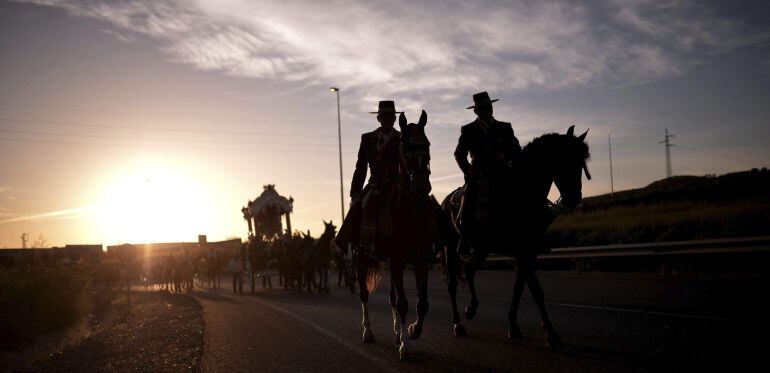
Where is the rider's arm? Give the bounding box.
[350,134,368,198]
[454,127,472,176]
[512,130,522,154]
[503,123,522,165]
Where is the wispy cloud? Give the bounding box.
[294,201,330,214]
[0,187,16,203]
[0,205,98,224]
[19,0,769,112]
[101,28,136,43]
[431,173,463,183]
[0,205,13,218]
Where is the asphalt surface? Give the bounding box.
[193,270,768,372]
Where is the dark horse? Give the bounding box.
[349,111,441,360]
[315,220,336,294]
[441,125,591,348]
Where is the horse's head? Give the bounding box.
[398,110,432,196]
[552,125,591,209]
[321,219,336,237]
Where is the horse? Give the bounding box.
[441,125,591,348]
[247,236,273,290]
[315,220,336,294]
[284,232,304,290]
[298,231,318,293]
[347,110,443,360]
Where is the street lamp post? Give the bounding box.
[329,87,345,223]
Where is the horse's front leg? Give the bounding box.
[464,246,488,320]
[356,256,374,343]
[322,266,329,293]
[508,256,528,339]
[408,261,429,340]
[390,258,410,360]
[389,278,399,346]
[337,264,343,288]
[522,256,563,349]
[445,246,466,336]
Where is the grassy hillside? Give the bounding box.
[544,168,770,247]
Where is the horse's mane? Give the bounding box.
[522,133,590,164]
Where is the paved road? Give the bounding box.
[193,271,768,372]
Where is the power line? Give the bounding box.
[659,128,675,178]
[0,117,336,139]
[0,136,343,154]
[687,137,769,159]
[0,101,289,128]
[676,144,765,164]
[0,128,341,148]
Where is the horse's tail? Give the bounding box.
[366,260,381,294]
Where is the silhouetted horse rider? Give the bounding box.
[454,92,521,253]
[336,100,402,256]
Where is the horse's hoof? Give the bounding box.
[453,324,467,337]
[362,329,375,343]
[545,330,564,350]
[408,323,422,340]
[507,325,523,340]
[464,304,477,320]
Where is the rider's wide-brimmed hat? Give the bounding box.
[370,100,403,114]
[466,91,500,109]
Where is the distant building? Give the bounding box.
[0,244,102,268]
[106,237,242,259]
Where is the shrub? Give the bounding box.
[0,264,87,346]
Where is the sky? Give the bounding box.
[1,0,769,248]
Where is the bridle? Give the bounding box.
[401,127,431,194]
[583,162,592,180]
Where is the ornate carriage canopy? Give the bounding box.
[245,184,293,238]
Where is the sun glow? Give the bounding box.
[98,166,212,244]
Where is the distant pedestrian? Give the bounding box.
[207,248,220,289]
[228,253,244,294]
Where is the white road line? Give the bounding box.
[246,295,399,373]
[545,302,758,325]
[409,289,758,325]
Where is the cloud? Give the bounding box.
[0,205,13,218]
[294,201,331,214]
[0,205,98,224]
[0,187,15,202]
[17,0,770,113]
[101,28,136,42]
[430,173,463,183]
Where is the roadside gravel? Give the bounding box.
[30,291,203,372]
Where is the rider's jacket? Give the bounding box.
[454,118,521,180]
[350,127,401,198]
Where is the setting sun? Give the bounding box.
[98,166,211,244]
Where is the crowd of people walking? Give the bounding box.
[137,221,350,296]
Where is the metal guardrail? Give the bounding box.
[486,236,770,261]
